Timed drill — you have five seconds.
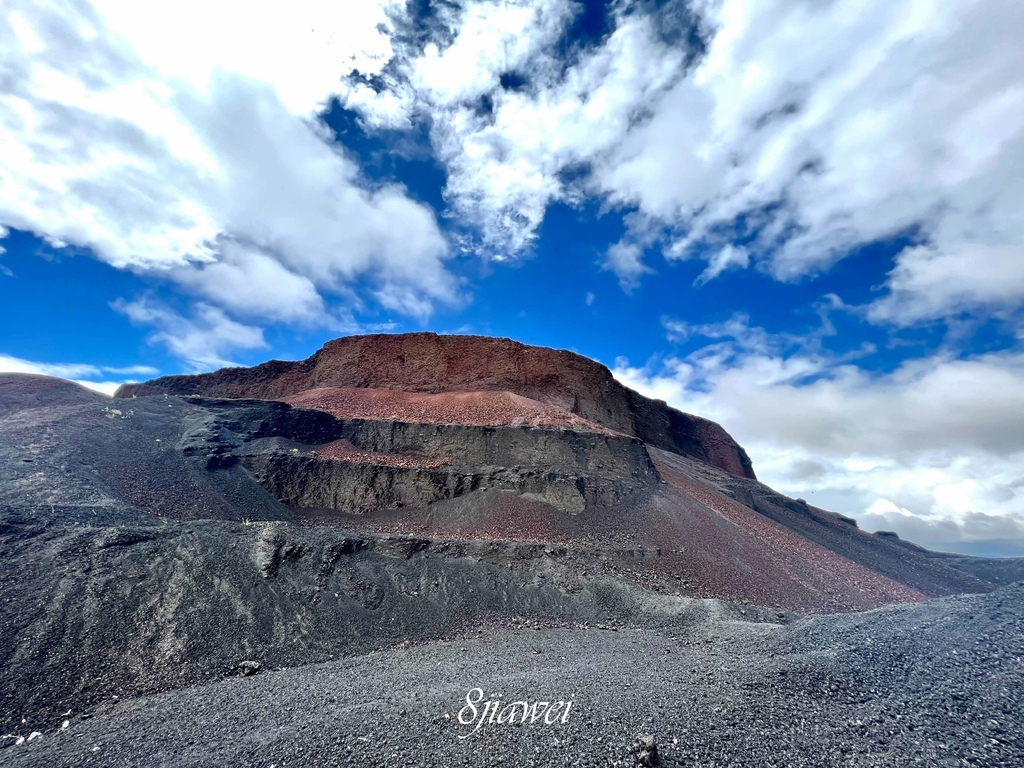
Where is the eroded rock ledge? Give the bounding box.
[183,397,660,515]
[116,332,756,479]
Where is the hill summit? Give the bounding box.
[115,333,756,479]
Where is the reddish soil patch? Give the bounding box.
[283,387,618,434]
[650,458,928,612]
[299,490,571,545]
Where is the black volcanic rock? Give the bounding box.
[5,579,1023,767]
[1,334,1021,766]
[0,373,107,413]
[115,333,757,479]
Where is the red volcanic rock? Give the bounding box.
[115,333,756,479]
[281,387,619,434]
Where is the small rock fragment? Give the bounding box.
[236,660,262,677]
[631,734,660,767]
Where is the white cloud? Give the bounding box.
[342,1,684,257]
[603,241,652,290]
[95,364,159,376]
[0,353,157,394]
[73,381,123,396]
[613,314,1024,550]
[344,0,1024,324]
[597,0,1024,315]
[0,0,459,363]
[408,0,575,106]
[695,245,749,285]
[170,242,326,325]
[113,298,267,371]
[868,243,1024,324]
[94,0,403,117]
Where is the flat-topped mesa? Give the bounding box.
[116,333,756,479]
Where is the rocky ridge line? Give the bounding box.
[115,333,756,479]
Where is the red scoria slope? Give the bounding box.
[116,333,756,478]
[281,387,620,434]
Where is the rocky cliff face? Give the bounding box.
[115,333,756,479]
[183,398,660,515]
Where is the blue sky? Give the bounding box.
[2,0,1023,554]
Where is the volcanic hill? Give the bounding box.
[117,333,757,478]
[108,332,992,609]
[1,334,1022,766]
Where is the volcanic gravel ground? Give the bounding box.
[0,375,107,413]
[6,583,1022,768]
[654,459,927,611]
[298,471,932,615]
[282,388,619,434]
[0,394,297,524]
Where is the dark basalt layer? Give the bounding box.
[186,397,660,515]
[115,333,757,479]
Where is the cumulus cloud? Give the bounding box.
[113,298,267,371]
[169,242,326,325]
[601,0,1024,319]
[603,241,652,290]
[613,314,1024,551]
[0,353,158,395]
[343,0,1024,323]
[868,243,1024,324]
[861,502,1024,555]
[1,0,458,363]
[342,1,685,257]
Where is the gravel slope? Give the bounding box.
[3,372,1021,767]
[5,583,1022,767]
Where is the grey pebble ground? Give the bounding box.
[6,583,1022,768]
